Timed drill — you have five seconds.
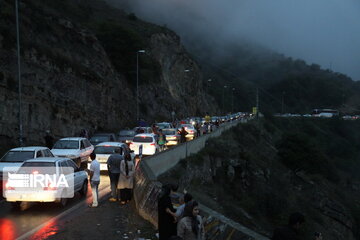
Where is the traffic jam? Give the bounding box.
[0,113,247,209]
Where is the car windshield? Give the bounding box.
[163,130,176,135]
[0,151,34,162]
[53,140,79,149]
[18,162,56,174]
[157,123,169,129]
[119,130,135,137]
[90,135,111,142]
[94,146,122,155]
[133,136,153,143]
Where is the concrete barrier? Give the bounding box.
[132,118,270,239]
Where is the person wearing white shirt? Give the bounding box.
[89,152,100,207]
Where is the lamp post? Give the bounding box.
[231,88,235,113]
[15,0,23,146]
[136,50,145,122]
[222,85,227,114]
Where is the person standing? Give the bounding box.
[179,127,188,143]
[89,152,100,208]
[177,200,205,240]
[176,193,193,220]
[272,212,305,240]
[117,153,135,204]
[158,129,166,152]
[107,148,123,201]
[44,130,54,149]
[158,184,178,240]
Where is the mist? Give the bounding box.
[106,0,360,80]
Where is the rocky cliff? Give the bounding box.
[0,0,217,153]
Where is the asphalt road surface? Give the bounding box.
[0,174,111,240]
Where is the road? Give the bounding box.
[0,174,111,240]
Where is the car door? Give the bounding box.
[66,159,82,192]
[84,139,93,158]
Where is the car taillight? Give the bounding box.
[5,182,15,190]
[44,182,57,191]
[150,143,155,146]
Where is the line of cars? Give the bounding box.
[0,113,246,208]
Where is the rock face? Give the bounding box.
[0,0,216,153]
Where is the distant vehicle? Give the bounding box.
[118,130,136,144]
[342,115,352,120]
[303,114,312,117]
[4,157,88,207]
[312,109,339,117]
[129,134,159,155]
[155,122,173,130]
[133,127,153,134]
[162,128,180,146]
[89,133,117,146]
[90,142,135,171]
[0,146,54,190]
[51,137,93,169]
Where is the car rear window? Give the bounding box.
[0,151,34,162]
[119,131,135,137]
[90,135,111,142]
[53,140,79,149]
[94,146,122,155]
[18,162,56,174]
[133,136,153,143]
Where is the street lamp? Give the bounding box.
[222,85,227,114]
[15,0,23,146]
[231,88,235,113]
[136,49,145,122]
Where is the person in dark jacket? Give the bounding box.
[107,148,123,201]
[158,183,177,240]
[272,212,305,240]
[179,127,188,143]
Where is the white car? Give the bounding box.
[89,142,136,171]
[162,128,180,146]
[0,146,54,190]
[51,137,94,169]
[155,122,173,130]
[129,134,159,156]
[4,157,88,207]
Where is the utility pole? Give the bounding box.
[256,88,259,119]
[222,85,227,114]
[15,0,23,146]
[136,50,145,122]
[231,88,235,113]
[281,92,284,114]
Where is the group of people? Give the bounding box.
[88,149,135,208]
[158,184,205,240]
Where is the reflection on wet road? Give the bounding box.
[0,174,110,240]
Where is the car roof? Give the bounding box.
[95,142,125,147]
[10,146,49,151]
[59,137,86,141]
[91,133,115,136]
[24,157,69,163]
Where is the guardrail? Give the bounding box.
[133,117,269,239]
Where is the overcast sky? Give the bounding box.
[107,0,360,80]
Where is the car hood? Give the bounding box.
[51,149,80,156]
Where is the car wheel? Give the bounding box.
[80,161,87,170]
[79,180,88,198]
[11,202,21,210]
[58,197,68,207]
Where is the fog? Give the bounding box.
[107,0,360,80]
